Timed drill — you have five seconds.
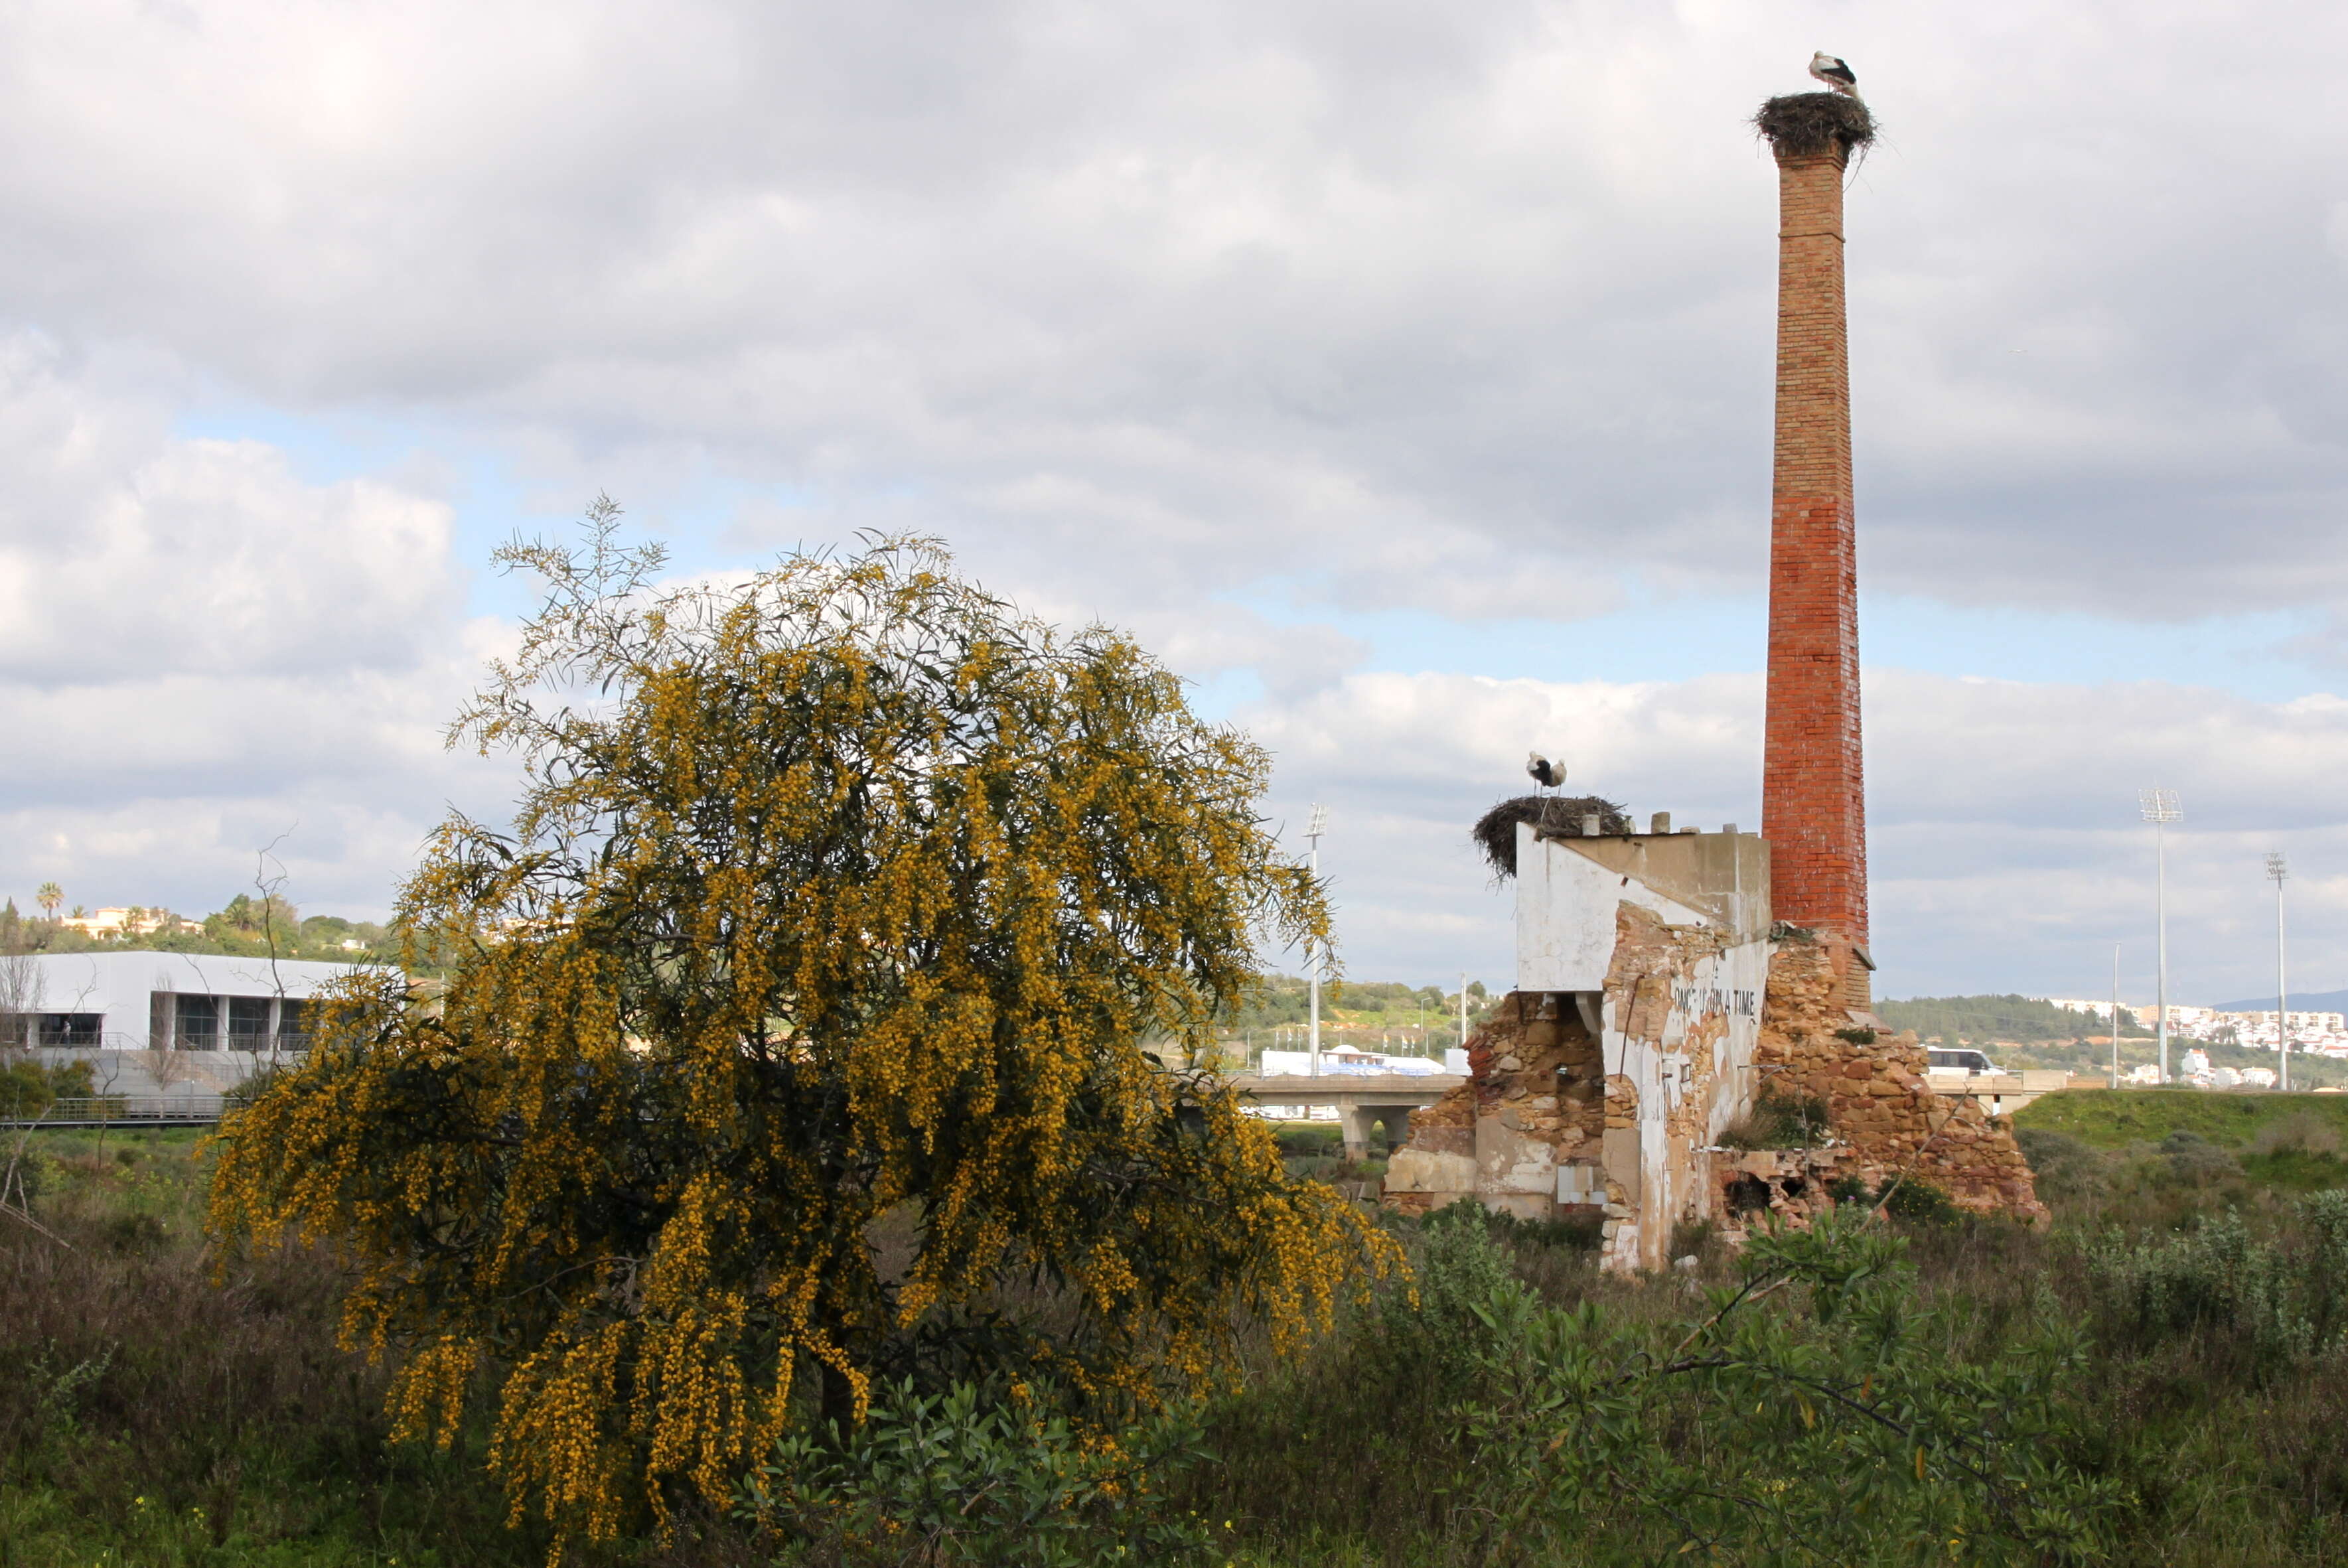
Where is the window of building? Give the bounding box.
[175,993,219,1049]
[226,996,272,1048]
[37,1013,102,1047]
[277,999,309,1046]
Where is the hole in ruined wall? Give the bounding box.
[1778,1176,1807,1201]
[1727,1176,1772,1215]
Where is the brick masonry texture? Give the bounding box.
[1755,936,2045,1220]
[1763,138,1870,1005]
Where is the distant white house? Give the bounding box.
[1,950,375,1052]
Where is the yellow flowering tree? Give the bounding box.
[208,505,1393,1548]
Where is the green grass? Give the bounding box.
[18,1114,2348,1565]
[2015,1086,2348,1151]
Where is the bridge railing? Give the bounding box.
[3,1096,229,1127]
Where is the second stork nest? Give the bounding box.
[1473,794,1632,879]
[1754,92,1875,159]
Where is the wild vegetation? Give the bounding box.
[14,1097,2348,1565]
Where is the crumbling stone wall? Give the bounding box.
[1384,993,1606,1222]
[1757,934,2045,1219]
[1388,923,2046,1267]
[1387,898,1769,1271]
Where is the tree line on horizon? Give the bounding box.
[0,892,390,967]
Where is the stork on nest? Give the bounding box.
[1808,51,1859,98]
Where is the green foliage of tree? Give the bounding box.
[1877,993,2149,1045]
[0,1058,93,1121]
[208,513,1395,1551]
[738,1379,1214,1565]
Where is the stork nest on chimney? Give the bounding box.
[1473,794,1633,879]
[1754,92,1876,159]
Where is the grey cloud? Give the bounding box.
[13,1,2348,623]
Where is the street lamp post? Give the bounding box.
[2110,942,2122,1090]
[2269,851,2290,1093]
[1305,804,1327,1076]
[2140,788,2181,1085]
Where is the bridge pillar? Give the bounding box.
[1337,1104,1378,1161]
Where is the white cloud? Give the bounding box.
[1,0,2345,621]
[0,341,509,918]
[2,0,2346,991]
[1241,666,2348,1002]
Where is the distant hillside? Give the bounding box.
[1875,993,2150,1044]
[2211,987,2348,1013]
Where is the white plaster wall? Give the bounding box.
[1514,825,1711,993]
[1600,934,1770,1275]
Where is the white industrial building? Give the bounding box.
[1,951,379,1099]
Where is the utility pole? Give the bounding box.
[2111,942,2121,1090]
[2270,851,2290,1092]
[1305,804,1327,1076]
[1459,971,1469,1054]
[2140,788,2181,1085]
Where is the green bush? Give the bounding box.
[2158,1129,2244,1184]
[1273,1123,1343,1158]
[0,1057,94,1121]
[738,1380,1211,1566]
[2015,1128,2103,1200]
[1880,1176,1959,1226]
[1439,1208,2119,1564]
[1424,1196,1603,1254]
[1718,1088,1833,1150]
[2083,1192,2348,1380]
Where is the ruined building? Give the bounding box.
[1384,93,2045,1269]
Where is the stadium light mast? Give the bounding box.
[2140,787,2181,1084]
[1459,971,1469,1054]
[1305,804,1328,1076]
[2269,851,2290,1092]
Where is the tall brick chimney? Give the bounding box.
[1757,93,1875,1011]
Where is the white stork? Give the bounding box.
[1526,752,1564,791]
[1808,52,1860,97]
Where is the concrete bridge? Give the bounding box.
[1228,1072,1466,1159]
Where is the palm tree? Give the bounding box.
[35,882,60,920]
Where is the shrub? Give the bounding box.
[2016,1128,2103,1200]
[738,1380,1212,1567]
[2083,1192,2348,1379]
[1441,1208,2120,1563]
[2252,1112,2343,1158]
[1718,1088,1833,1150]
[1879,1176,1959,1226]
[2158,1129,2244,1184]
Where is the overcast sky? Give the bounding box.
[4,0,2346,1005]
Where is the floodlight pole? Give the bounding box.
[2111,943,2121,1091]
[1305,804,1327,1076]
[2140,788,2181,1085]
[1459,971,1469,1054]
[2270,851,2290,1092]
